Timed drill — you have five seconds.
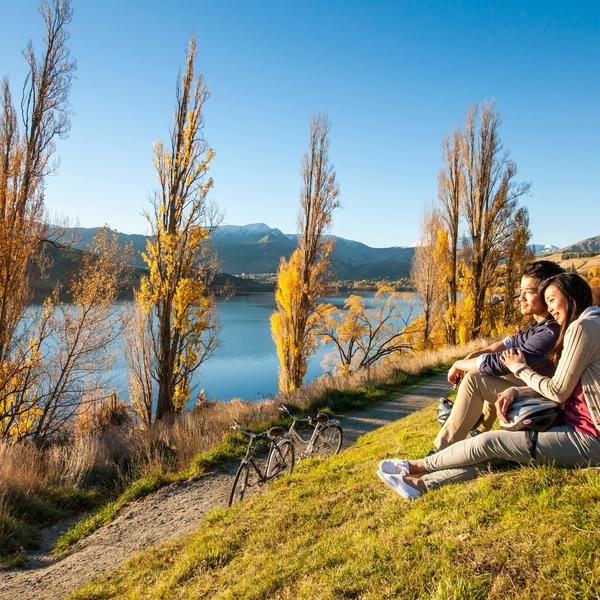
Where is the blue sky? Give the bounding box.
[1,1,599,248]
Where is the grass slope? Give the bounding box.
[55,368,444,557]
[71,404,600,599]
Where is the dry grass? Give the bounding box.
[286,338,488,410]
[132,399,281,473]
[545,251,600,272]
[0,441,48,496]
[1,339,485,501]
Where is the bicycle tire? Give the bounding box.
[266,439,295,478]
[228,463,250,507]
[313,424,343,457]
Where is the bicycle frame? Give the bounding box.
[288,415,340,459]
[237,427,291,484]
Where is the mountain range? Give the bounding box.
[529,243,560,255]
[54,223,416,280]
[43,225,600,291]
[559,235,600,254]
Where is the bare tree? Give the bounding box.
[411,208,443,348]
[437,129,463,344]
[1,228,129,441]
[125,306,154,429]
[0,0,75,438]
[32,229,129,439]
[460,102,530,338]
[317,286,415,375]
[271,114,340,393]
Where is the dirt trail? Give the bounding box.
[0,374,448,600]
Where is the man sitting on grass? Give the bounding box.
[434,260,565,450]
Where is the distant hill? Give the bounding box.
[53,223,415,280]
[36,238,271,297]
[559,234,600,254]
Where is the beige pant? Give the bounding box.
[434,371,522,450]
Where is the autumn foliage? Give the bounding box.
[317,285,416,375]
[271,114,339,394]
[131,36,218,422]
[412,102,532,349]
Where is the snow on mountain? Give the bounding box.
[214,223,287,241]
[529,243,560,256]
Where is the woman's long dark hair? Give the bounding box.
[539,273,593,364]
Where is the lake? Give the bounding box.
[33,291,420,403]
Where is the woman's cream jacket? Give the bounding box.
[506,306,600,431]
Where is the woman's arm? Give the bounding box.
[496,384,551,421]
[501,321,595,404]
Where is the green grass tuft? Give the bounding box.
[70,402,600,600]
[0,486,102,567]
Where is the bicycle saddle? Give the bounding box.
[313,413,329,424]
[268,426,286,437]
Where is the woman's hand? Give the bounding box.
[496,387,518,422]
[501,348,526,372]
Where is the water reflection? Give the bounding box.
[30,291,420,403]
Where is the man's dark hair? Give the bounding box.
[522,260,565,282]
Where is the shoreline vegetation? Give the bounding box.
[0,340,485,567]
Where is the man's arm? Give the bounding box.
[447,339,507,383]
[464,339,508,359]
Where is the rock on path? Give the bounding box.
[0,373,448,600]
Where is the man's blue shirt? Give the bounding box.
[478,316,560,377]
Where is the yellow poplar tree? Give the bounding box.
[456,262,476,345]
[271,114,339,394]
[136,36,218,420]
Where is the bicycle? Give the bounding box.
[278,405,343,460]
[228,422,295,506]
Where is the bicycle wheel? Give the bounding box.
[313,424,343,457]
[228,463,250,507]
[266,439,295,479]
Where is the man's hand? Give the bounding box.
[447,363,463,384]
[496,388,518,422]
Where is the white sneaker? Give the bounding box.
[378,458,410,475]
[376,470,421,501]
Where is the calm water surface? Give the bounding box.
[37,292,420,403]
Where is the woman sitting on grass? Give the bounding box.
[376,273,600,500]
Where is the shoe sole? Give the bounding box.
[376,470,417,501]
[378,460,408,475]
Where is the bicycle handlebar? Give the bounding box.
[277,404,311,423]
[231,421,273,440]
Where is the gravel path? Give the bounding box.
[0,374,447,600]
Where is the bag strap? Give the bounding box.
[526,430,539,461]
